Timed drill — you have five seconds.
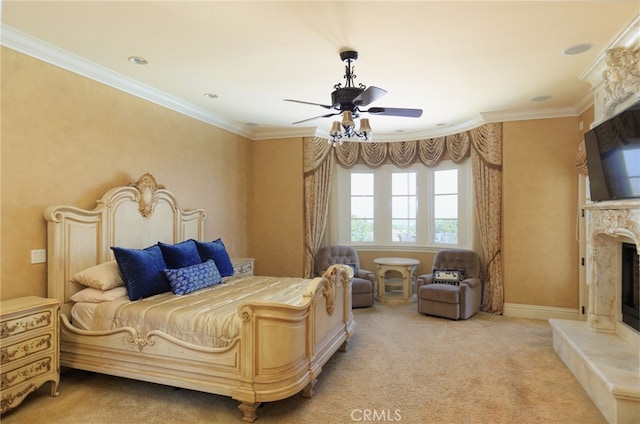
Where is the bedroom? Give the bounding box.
[1,1,639,423]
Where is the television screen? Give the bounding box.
[585,100,640,201]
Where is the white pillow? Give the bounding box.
[71,261,124,290]
[70,286,128,303]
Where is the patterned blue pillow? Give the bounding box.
[164,259,222,295]
[194,239,234,277]
[111,245,170,300]
[158,240,201,269]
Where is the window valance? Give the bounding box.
[330,124,500,169]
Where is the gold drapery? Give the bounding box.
[303,137,335,278]
[469,123,504,314]
[302,124,504,313]
[334,133,472,168]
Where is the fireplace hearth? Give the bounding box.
[550,199,640,423]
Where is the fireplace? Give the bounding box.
[550,199,640,423]
[621,242,640,332]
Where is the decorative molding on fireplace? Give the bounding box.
[585,200,640,340]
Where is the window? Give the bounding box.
[334,160,472,249]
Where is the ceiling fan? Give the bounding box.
[284,50,423,143]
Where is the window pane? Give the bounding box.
[434,194,458,218]
[351,173,374,195]
[434,219,458,244]
[351,197,374,218]
[351,219,374,242]
[392,219,416,242]
[392,172,415,195]
[434,169,458,194]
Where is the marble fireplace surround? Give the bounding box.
[550,199,640,423]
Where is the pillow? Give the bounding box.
[158,240,201,269]
[164,259,222,295]
[111,244,170,300]
[70,286,128,303]
[70,261,124,290]
[194,239,234,277]
[433,269,465,285]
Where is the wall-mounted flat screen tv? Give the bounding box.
[585,100,640,201]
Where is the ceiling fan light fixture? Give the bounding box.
[359,118,372,134]
[287,50,420,145]
[330,113,373,145]
[342,111,355,129]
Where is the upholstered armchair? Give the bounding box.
[415,249,482,320]
[314,245,376,308]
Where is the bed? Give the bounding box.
[45,173,355,422]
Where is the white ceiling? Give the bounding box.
[2,1,639,141]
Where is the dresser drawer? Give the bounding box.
[1,309,54,340]
[232,257,254,277]
[1,355,54,390]
[1,332,54,366]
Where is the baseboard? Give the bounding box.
[502,303,581,321]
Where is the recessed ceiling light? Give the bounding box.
[563,43,593,56]
[531,95,552,102]
[203,93,218,99]
[128,56,148,65]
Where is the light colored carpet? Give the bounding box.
[2,302,605,424]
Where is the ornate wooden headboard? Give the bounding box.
[44,173,206,316]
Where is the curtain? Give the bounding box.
[303,137,335,278]
[303,124,504,313]
[470,123,504,314]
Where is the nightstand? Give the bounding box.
[232,257,254,277]
[1,296,60,414]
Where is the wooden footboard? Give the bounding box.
[57,265,353,422]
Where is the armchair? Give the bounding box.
[415,249,482,320]
[314,245,376,308]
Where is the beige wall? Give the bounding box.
[1,47,252,299]
[2,47,586,312]
[502,118,581,308]
[250,138,304,277]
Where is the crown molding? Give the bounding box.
[1,24,254,140]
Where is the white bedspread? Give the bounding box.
[71,275,313,348]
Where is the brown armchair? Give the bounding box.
[415,249,482,320]
[314,245,376,308]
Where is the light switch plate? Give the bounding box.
[31,249,46,264]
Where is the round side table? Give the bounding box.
[373,257,420,305]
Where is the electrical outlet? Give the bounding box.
[31,249,46,264]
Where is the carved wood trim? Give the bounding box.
[127,173,166,218]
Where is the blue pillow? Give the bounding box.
[158,240,201,269]
[164,259,222,295]
[195,239,234,277]
[111,245,170,300]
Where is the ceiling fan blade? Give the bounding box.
[284,99,333,110]
[364,107,423,118]
[292,112,340,125]
[353,86,387,106]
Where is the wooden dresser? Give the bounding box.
[1,296,60,414]
[232,257,254,277]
